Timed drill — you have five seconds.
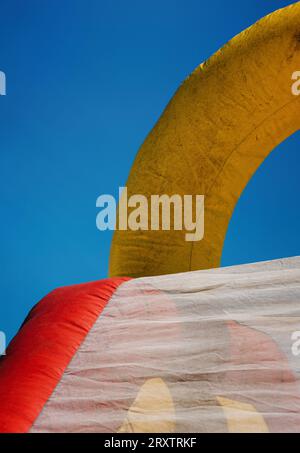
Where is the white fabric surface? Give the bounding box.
[31,257,300,433]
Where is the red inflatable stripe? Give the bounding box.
[0,277,130,433]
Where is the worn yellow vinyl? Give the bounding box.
[110,3,300,278]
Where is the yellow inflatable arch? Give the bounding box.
[110,2,300,278]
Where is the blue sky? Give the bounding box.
[0,0,299,342]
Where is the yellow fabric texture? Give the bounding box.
[217,397,269,433]
[110,3,300,278]
[118,378,176,433]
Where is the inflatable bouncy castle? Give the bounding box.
[1,258,300,433]
[1,3,300,433]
